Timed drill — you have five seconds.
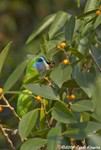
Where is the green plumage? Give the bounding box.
[23,57,39,83]
[17,56,48,117]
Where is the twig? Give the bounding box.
[3,128,13,132]
[0,105,9,108]
[41,102,50,128]
[89,49,101,73]
[2,95,21,121]
[0,125,15,150]
[49,117,54,126]
[44,77,52,86]
[2,127,18,136]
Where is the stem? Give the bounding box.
[3,128,13,132]
[0,105,9,108]
[41,102,50,128]
[89,50,101,73]
[44,77,52,86]
[0,125,15,150]
[2,95,21,121]
[49,117,54,126]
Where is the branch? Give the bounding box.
[89,50,101,73]
[2,95,21,121]
[0,125,15,150]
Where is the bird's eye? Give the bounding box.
[37,58,43,62]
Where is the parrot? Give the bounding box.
[17,56,50,117]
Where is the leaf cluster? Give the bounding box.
[0,0,101,149]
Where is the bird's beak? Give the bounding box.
[47,61,55,69]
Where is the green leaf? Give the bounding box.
[49,11,69,39]
[19,110,38,141]
[84,0,100,22]
[48,40,60,50]
[17,90,34,117]
[20,138,47,150]
[52,101,76,124]
[77,9,97,19]
[88,133,101,148]
[39,105,46,129]
[82,22,93,36]
[33,128,50,138]
[71,100,95,112]
[91,76,101,122]
[52,32,65,41]
[4,60,28,92]
[50,64,72,88]
[76,0,81,7]
[90,46,101,67]
[77,37,89,55]
[94,14,101,29]
[65,15,75,44]
[26,14,56,44]
[81,112,90,122]
[74,71,95,97]
[0,41,12,76]
[47,126,61,150]
[68,47,84,60]
[24,83,59,100]
[40,34,50,56]
[63,121,101,140]
[96,26,101,39]
[84,0,100,13]
[4,90,33,95]
[64,79,79,88]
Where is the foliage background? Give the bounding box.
[0,0,86,86]
[1,0,101,149]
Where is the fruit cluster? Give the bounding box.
[96,5,101,15]
[66,94,76,100]
[56,42,66,50]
